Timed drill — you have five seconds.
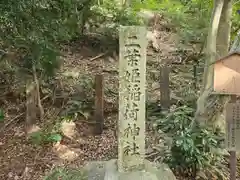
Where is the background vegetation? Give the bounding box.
[1,0,240,179]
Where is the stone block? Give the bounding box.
[84,159,176,180]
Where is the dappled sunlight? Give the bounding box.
[26,125,41,135]
[61,121,78,140]
[52,142,81,161]
[62,69,80,79]
[1,0,238,179]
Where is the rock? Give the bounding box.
[62,69,80,78]
[118,171,157,180]
[84,161,106,180]
[84,159,176,180]
[61,121,77,139]
[146,31,160,51]
[144,160,176,180]
[104,159,118,180]
[26,125,41,135]
[52,143,79,161]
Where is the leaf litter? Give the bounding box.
[0,15,233,180]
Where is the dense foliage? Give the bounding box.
[0,0,95,76]
[1,0,239,75]
[154,106,225,178]
[1,0,240,179]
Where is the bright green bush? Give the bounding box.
[155,105,225,177]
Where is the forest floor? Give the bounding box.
[0,17,237,180]
[0,17,180,180]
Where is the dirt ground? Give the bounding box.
[0,20,181,180]
[3,19,234,180]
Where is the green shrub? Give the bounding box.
[155,105,225,177]
[232,2,240,39]
[90,1,142,38]
[0,0,94,76]
[29,131,62,146]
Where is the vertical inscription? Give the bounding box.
[226,102,240,151]
[118,26,147,172]
[226,103,236,150]
[232,106,236,148]
[235,103,240,150]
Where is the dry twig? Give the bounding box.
[89,52,108,61]
[0,112,24,132]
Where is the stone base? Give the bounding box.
[84,159,176,180]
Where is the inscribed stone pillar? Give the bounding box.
[84,25,176,180]
[226,101,240,151]
[118,26,147,172]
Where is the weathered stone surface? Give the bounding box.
[84,159,176,180]
[84,161,106,180]
[118,25,147,172]
[118,171,158,180]
[144,160,176,180]
[84,26,176,180]
[104,159,118,180]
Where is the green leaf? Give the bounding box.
[29,131,44,145]
[175,139,183,146]
[0,109,4,122]
[46,133,62,143]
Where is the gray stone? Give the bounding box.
[118,26,147,171]
[84,161,106,180]
[104,159,118,180]
[84,159,176,180]
[84,26,176,180]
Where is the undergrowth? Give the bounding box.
[151,105,226,178]
[2,0,239,179]
[44,167,87,180]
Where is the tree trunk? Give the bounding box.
[213,0,233,130]
[194,0,224,125]
[32,65,44,121]
[25,80,38,134]
[217,0,232,57]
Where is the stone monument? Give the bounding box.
[118,25,146,172]
[84,26,176,180]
